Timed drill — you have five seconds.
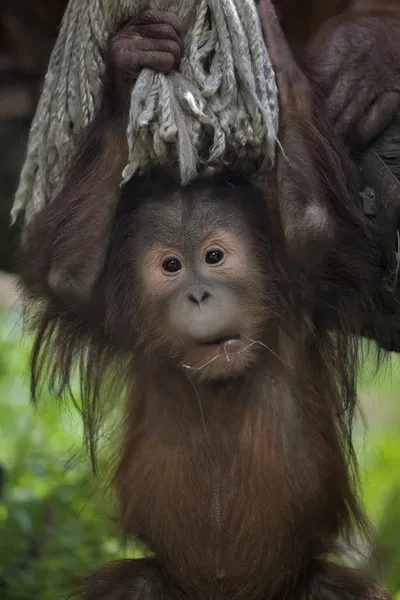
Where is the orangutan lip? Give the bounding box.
[200,334,241,346]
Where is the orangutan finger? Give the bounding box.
[353,91,400,148]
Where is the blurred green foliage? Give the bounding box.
[0,310,143,599]
[0,308,399,599]
[356,354,400,593]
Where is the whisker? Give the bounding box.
[182,342,256,372]
[181,337,291,372]
[183,370,208,436]
[182,354,222,371]
[243,336,294,369]
[223,345,230,362]
[181,334,292,374]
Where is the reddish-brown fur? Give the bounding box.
[20,168,386,600]
[16,1,400,600]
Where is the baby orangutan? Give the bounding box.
[21,170,387,600]
[17,2,392,600]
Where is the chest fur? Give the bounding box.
[118,401,340,592]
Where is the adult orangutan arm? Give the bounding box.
[304,1,400,147]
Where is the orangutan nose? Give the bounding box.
[187,286,211,306]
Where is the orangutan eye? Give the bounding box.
[206,249,224,264]
[162,257,182,273]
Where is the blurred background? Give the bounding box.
[0,2,399,600]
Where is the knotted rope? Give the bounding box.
[11,0,279,226]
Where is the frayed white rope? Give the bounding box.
[11,0,279,226]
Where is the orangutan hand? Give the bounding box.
[109,10,185,101]
[306,13,400,148]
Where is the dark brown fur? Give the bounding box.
[21,166,386,600]
[17,3,397,600]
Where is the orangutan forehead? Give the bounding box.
[134,185,255,248]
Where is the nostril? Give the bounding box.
[188,288,211,305]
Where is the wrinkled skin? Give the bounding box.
[305,12,400,148]
[109,2,400,151]
[108,10,184,109]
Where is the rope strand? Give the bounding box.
[11,0,279,226]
